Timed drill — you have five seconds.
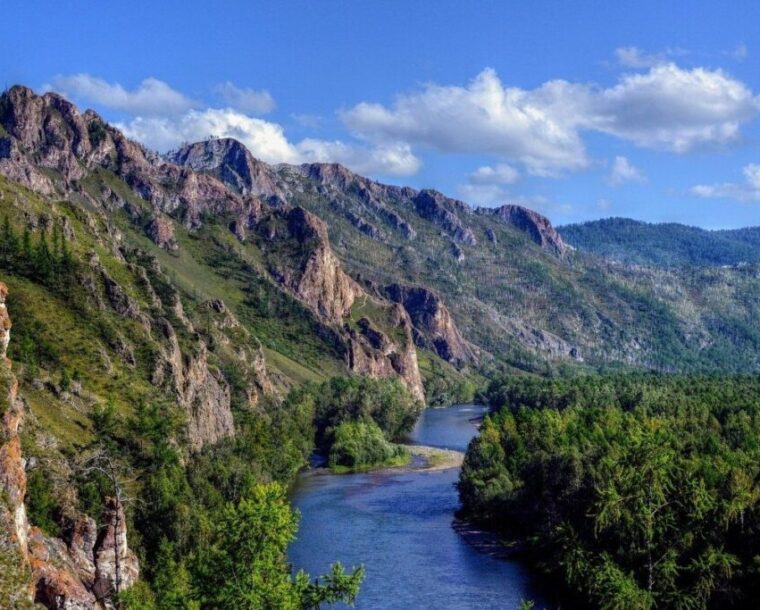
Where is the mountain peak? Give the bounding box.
[485,204,566,254]
[166,138,283,200]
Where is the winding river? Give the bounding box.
[289,405,552,609]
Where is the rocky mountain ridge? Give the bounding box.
[3,85,760,379]
[0,85,428,401]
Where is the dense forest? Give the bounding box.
[559,218,760,267]
[459,373,760,609]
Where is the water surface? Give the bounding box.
[289,406,552,609]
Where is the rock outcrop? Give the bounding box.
[254,206,425,400]
[152,318,235,451]
[413,190,477,245]
[145,215,178,251]
[275,207,361,321]
[345,304,425,403]
[485,204,566,255]
[0,86,265,242]
[383,284,478,367]
[0,284,140,609]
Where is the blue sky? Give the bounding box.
[3,1,760,228]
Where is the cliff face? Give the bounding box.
[345,303,425,403]
[253,205,425,400]
[383,284,478,367]
[0,284,139,609]
[166,137,285,201]
[486,204,566,254]
[152,319,235,451]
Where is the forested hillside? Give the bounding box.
[560,218,760,267]
[459,373,760,609]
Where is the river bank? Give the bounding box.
[289,405,552,609]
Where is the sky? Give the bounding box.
[3,1,760,229]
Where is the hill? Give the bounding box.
[559,217,760,267]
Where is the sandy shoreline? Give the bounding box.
[405,444,465,471]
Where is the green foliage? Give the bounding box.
[25,468,62,537]
[192,482,363,610]
[559,218,760,267]
[459,373,760,609]
[298,375,422,453]
[328,419,409,471]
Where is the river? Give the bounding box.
[289,405,552,609]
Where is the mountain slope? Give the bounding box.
[169,138,760,374]
[0,85,432,401]
[559,217,760,267]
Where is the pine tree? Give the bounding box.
[20,226,32,275]
[33,229,54,283]
[0,215,18,269]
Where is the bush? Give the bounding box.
[328,419,409,470]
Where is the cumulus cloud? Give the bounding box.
[457,183,511,206]
[47,74,197,116]
[296,139,421,176]
[593,64,759,152]
[607,156,645,185]
[118,108,420,176]
[469,163,519,185]
[457,181,572,217]
[691,163,760,202]
[342,69,591,176]
[214,81,275,114]
[342,65,760,175]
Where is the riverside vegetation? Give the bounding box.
[459,374,760,609]
[1,85,760,609]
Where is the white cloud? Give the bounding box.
[691,163,760,202]
[118,108,420,176]
[342,65,760,174]
[597,198,613,210]
[469,163,519,185]
[47,74,197,116]
[214,81,275,114]
[342,69,592,176]
[457,183,511,206]
[119,109,299,162]
[593,64,759,152]
[607,156,645,185]
[614,46,686,68]
[296,139,420,176]
[457,184,572,217]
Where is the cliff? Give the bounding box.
[383,283,478,367]
[485,204,566,254]
[0,283,140,609]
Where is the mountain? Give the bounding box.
[559,217,760,267]
[168,137,760,374]
[1,84,760,607]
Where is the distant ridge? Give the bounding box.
[559,217,760,267]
